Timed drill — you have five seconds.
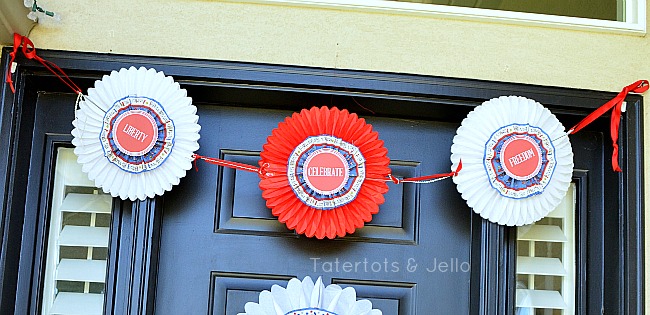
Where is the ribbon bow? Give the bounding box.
[6,33,82,94]
[568,80,649,172]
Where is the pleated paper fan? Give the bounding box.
[450,96,573,226]
[259,106,390,239]
[72,67,200,200]
[238,276,382,315]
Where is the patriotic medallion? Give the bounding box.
[451,96,573,226]
[72,67,200,201]
[259,106,390,239]
[238,276,382,315]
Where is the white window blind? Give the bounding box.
[516,183,576,315]
[41,148,112,315]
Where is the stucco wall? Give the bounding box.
[26,0,650,308]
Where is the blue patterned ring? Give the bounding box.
[100,96,175,174]
[483,123,556,199]
[287,135,366,210]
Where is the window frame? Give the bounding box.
[226,0,646,35]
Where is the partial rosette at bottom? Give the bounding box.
[259,106,390,239]
[238,276,382,315]
[450,96,573,226]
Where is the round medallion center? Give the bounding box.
[287,135,365,210]
[303,148,350,195]
[499,135,542,181]
[484,124,555,199]
[112,110,158,156]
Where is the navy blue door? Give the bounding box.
[154,106,474,314]
[1,54,642,315]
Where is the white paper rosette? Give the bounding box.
[239,276,382,315]
[72,67,200,200]
[451,96,573,226]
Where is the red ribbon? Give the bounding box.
[193,153,460,184]
[387,160,462,184]
[6,33,83,94]
[6,33,21,93]
[568,80,648,172]
[193,154,261,174]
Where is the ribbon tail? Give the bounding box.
[610,102,623,172]
[7,69,15,94]
[192,154,200,172]
[611,143,622,172]
[6,33,23,94]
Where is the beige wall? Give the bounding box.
[28,0,650,306]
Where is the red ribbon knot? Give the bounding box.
[569,80,648,172]
[6,33,83,95]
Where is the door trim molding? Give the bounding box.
[105,198,161,315]
[0,48,643,314]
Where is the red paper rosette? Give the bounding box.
[259,106,390,239]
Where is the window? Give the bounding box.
[41,148,111,315]
[392,0,622,21]
[249,0,645,34]
[516,183,576,314]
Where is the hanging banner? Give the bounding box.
[238,276,382,315]
[451,96,574,226]
[11,34,645,229]
[72,67,201,201]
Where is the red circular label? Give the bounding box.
[112,110,158,156]
[303,148,350,195]
[500,135,542,181]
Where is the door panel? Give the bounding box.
[217,151,420,242]
[155,105,473,314]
